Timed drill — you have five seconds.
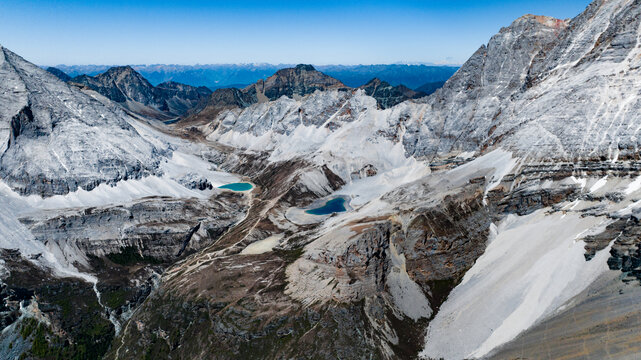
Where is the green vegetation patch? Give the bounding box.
[106,246,163,265]
[102,288,129,309]
[273,247,304,264]
[19,317,112,360]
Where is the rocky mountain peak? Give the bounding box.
[70,65,154,105]
[69,66,211,119]
[270,63,340,83]
[402,5,570,158]
[517,14,569,29]
[180,65,348,125]
[363,77,384,87]
[359,77,425,109]
[245,64,347,101]
[294,63,316,71]
[101,65,153,87]
[104,64,136,75]
[498,12,569,38]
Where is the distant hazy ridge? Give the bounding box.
[49,63,459,90]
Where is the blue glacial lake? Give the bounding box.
[305,198,347,215]
[218,182,254,191]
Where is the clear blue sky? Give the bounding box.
[0,0,590,66]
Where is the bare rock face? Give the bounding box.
[180,64,350,126]
[403,14,569,159]
[19,193,248,262]
[359,78,426,109]
[70,66,212,119]
[492,0,641,159]
[154,81,212,116]
[0,46,168,196]
[179,87,256,126]
[243,64,349,101]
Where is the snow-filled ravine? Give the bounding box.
[420,209,614,359]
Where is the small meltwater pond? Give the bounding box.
[218,182,254,191]
[305,198,347,215]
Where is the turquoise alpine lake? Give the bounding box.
[218,182,253,191]
[305,198,347,215]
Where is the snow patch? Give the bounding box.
[625,175,641,195]
[420,209,614,359]
[241,234,284,255]
[589,175,608,193]
[387,241,432,320]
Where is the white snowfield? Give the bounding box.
[387,241,432,321]
[240,234,284,255]
[205,89,429,184]
[420,210,614,359]
[417,171,641,359]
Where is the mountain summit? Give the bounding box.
[70,66,211,120]
[181,65,350,125]
[359,78,426,108]
[182,64,426,125]
[243,63,348,102]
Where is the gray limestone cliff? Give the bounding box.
[0,46,168,196]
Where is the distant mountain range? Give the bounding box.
[48,63,439,122]
[65,66,211,120]
[47,63,459,90]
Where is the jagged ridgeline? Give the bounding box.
[48,63,434,126]
[0,46,167,197]
[2,0,641,359]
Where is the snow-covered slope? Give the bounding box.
[0,43,247,289]
[201,15,567,163]
[0,45,168,196]
[205,90,427,183]
[202,4,641,164]
[422,210,613,359]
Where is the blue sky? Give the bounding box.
[0,0,590,66]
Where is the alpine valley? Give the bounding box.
[2,0,641,359]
